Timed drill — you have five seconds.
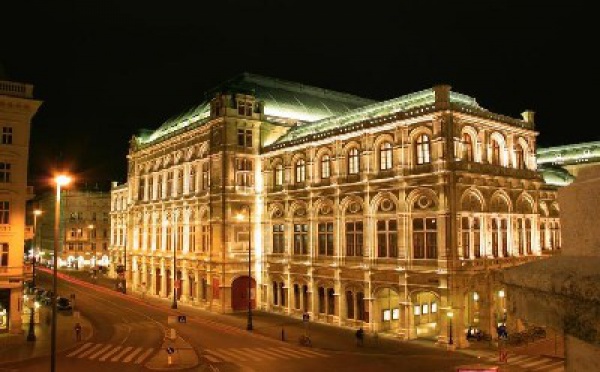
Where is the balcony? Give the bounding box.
[453,161,541,179]
[0,81,33,98]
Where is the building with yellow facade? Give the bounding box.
[111,73,560,347]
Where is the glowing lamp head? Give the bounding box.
[88,224,95,229]
[236,213,245,221]
[447,311,454,318]
[55,175,72,187]
[498,290,505,298]
[473,292,479,301]
[33,209,42,216]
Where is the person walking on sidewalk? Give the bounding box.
[356,327,364,347]
[74,322,82,342]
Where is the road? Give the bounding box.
[4,271,478,372]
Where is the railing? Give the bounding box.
[453,161,540,179]
[0,224,11,232]
[0,81,33,98]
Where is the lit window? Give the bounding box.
[392,308,400,320]
[348,148,360,174]
[416,134,430,165]
[275,163,284,186]
[422,304,429,314]
[383,309,391,321]
[2,127,13,145]
[414,305,421,316]
[379,142,393,170]
[0,162,11,183]
[321,155,331,179]
[462,133,474,162]
[431,302,437,313]
[295,159,305,183]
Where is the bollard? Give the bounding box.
[281,327,285,341]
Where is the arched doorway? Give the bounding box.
[374,287,400,333]
[231,276,256,311]
[412,291,440,339]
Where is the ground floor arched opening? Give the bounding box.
[374,287,400,333]
[412,291,440,339]
[231,276,256,311]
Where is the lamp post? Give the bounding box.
[52,174,71,372]
[171,224,178,309]
[236,205,253,331]
[27,209,42,342]
[447,310,454,346]
[88,224,96,279]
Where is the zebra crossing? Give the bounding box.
[479,352,564,371]
[66,342,155,364]
[203,346,328,363]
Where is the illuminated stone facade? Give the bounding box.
[35,189,111,269]
[0,80,40,333]
[112,73,560,347]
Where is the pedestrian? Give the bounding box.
[74,322,82,341]
[356,327,364,347]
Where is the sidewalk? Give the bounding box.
[0,304,93,365]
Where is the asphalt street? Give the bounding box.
[3,271,478,372]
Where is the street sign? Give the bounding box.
[177,315,186,323]
[302,312,310,322]
[166,347,175,355]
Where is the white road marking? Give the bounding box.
[99,346,122,362]
[111,346,133,362]
[66,343,93,358]
[78,344,103,358]
[203,354,221,363]
[122,347,144,363]
[89,344,113,360]
[134,348,154,364]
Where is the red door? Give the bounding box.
[231,276,256,311]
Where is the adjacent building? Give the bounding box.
[0,78,41,333]
[36,189,111,270]
[537,141,600,186]
[111,73,560,347]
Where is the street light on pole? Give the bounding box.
[447,310,454,346]
[236,205,253,331]
[27,209,42,342]
[171,223,178,310]
[51,174,71,372]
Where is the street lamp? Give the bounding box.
[27,209,42,342]
[171,225,178,310]
[52,174,71,372]
[88,224,96,278]
[236,205,253,331]
[447,310,454,346]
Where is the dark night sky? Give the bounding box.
[0,1,594,192]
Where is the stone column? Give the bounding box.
[181,267,190,302]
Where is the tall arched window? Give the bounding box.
[295,159,306,183]
[274,163,284,186]
[416,134,431,165]
[321,155,331,179]
[491,139,501,166]
[348,148,360,175]
[379,142,393,170]
[515,144,525,169]
[462,133,474,162]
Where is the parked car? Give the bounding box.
[56,297,72,311]
[39,290,53,305]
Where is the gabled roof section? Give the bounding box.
[136,72,375,147]
[272,88,482,145]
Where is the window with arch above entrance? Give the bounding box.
[379,142,393,170]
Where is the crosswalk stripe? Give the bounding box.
[531,361,564,371]
[205,349,246,362]
[66,343,93,358]
[227,348,262,361]
[111,346,133,362]
[99,346,122,362]
[278,347,319,358]
[520,359,554,369]
[217,349,249,362]
[259,348,289,358]
[135,348,154,364]
[89,344,113,360]
[122,347,144,363]
[272,347,305,358]
[292,347,327,357]
[241,348,275,360]
[203,354,221,363]
[78,344,103,358]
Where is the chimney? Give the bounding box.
[521,110,535,124]
[433,85,451,109]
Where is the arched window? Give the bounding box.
[188,165,196,193]
[295,159,305,183]
[463,133,474,162]
[274,163,284,186]
[348,148,360,174]
[416,134,431,165]
[515,144,525,169]
[321,155,331,179]
[491,139,501,166]
[379,142,393,170]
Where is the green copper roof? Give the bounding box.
[273,88,482,144]
[537,141,600,165]
[538,166,575,187]
[137,73,374,146]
